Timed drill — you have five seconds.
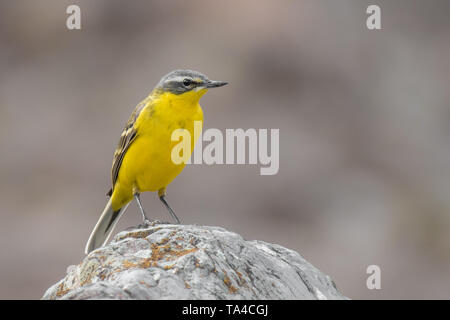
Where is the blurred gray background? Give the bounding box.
[1,0,450,299]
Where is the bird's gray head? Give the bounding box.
[155,70,227,95]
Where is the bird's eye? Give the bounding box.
[183,78,192,87]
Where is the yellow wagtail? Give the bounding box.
[85,70,227,254]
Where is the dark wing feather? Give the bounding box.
[107,101,147,196]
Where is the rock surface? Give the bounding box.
[42,223,347,300]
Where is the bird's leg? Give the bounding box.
[134,193,151,225]
[158,188,181,224]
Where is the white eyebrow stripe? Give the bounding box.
[168,76,190,83]
[168,76,204,83]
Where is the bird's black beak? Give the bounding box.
[206,80,228,88]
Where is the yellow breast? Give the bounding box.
[111,90,204,210]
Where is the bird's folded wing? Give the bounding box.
[107,100,148,196]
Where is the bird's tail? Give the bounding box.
[84,198,129,254]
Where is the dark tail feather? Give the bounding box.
[84,199,129,254]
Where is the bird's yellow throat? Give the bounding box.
[155,88,208,107]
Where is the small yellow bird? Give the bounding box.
[85,70,227,254]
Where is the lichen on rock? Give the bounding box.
[42,223,347,300]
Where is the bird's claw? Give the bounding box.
[139,219,163,228]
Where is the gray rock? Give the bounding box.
[42,223,347,300]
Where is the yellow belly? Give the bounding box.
[110,93,203,211]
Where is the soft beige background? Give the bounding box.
[1,0,450,299]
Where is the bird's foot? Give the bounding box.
[138,219,163,228]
